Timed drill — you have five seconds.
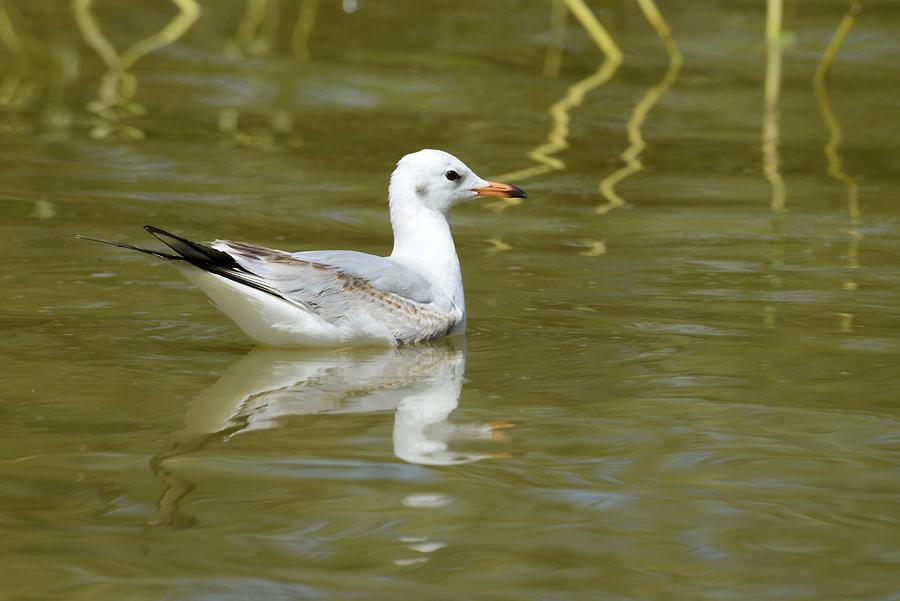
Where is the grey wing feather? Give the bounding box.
[290,250,435,304]
[214,241,458,343]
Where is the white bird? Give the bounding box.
[79,149,526,346]
[177,341,500,465]
[151,341,503,524]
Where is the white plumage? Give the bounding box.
[177,341,502,465]
[80,149,526,347]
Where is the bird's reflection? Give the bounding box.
[151,339,505,527]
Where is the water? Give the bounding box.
[2,1,899,599]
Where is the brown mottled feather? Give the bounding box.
[217,240,459,344]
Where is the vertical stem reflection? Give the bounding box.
[220,0,310,149]
[292,0,319,62]
[229,0,269,58]
[813,0,862,320]
[489,0,622,211]
[762,0,785,212]
[814,1,861,227]
[0,4,34,132]
[543,0,568,79]
[596,0,681,215]
[73,0,200,140]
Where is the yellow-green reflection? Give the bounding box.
[224,0,278,60]
[484,238,512,254]
[579,240,606,256]
[763,214,787,327]
[73,0,200,140]
[596,0,681,215]
[2,5,899,596]
[41,40,79,137]
[814,0,862,327]
[489,0,623,212]
[542,0,567,79]
[219,0,309,150]
[762,0,785,212]
[0,5,79,138]
[219,0,273,147]
[0,4,34,134]
[761,0,787,326]
[292,0,319,62]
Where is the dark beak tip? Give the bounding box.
[513,187,528,199]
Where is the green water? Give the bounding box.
[2,1,899,599]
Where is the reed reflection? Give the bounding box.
[151,340,505,527]
[219,0,313,149]
[542,0,567,80]
[489,0,623,213]
[0,4,78,138]
[73,0,200,140]
[596,0,680,216]
[0,3,34,134]
[760,0,788,327]
[291,0,319,62]
[762,0,785,212]
[814,0,862,313]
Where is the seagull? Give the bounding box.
[78,149,526,347]
[177,342,500,466]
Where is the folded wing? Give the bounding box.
[213,240,459,343]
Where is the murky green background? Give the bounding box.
[2,1,899,599]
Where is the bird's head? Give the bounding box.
[389,149,526,214]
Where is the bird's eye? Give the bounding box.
[445,170,460,182]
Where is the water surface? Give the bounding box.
[1,1,899,600]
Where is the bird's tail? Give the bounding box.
[77,226,285,300]
[75,234,182,261]
[76,226,243,270]
[142,225,241,269]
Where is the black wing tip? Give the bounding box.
[75,233,124,245]
[143,225,192,244]
[75,233,109,244]
[142,224,243,271]
[143,224,181,241]
[75,232,181,260]
[80,225,253,275]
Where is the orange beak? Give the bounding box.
[472,181,528,199]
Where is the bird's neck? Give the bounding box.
[389,198,464,307]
